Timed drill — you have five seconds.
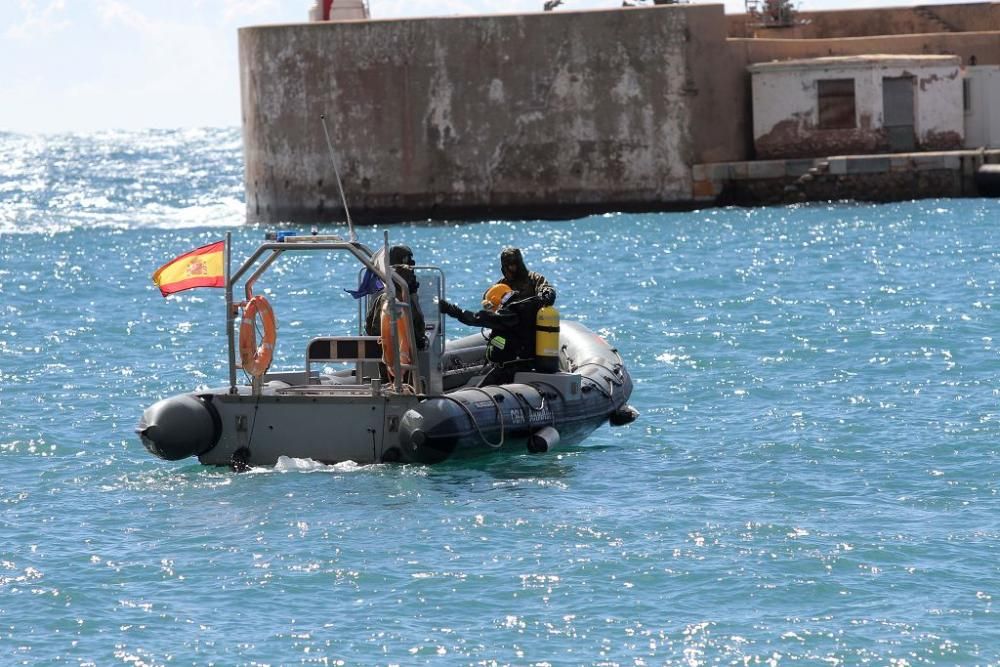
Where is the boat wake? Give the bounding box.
[261,456,367,474]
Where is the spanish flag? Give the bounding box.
[152,240,226,296]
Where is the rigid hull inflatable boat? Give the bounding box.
[138,234,636,467]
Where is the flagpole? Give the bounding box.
[225,232,237,394]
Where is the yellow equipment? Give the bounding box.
[535,305,560,373]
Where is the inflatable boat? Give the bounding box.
[137,233,636,467]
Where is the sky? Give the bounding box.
[0,0,957,134]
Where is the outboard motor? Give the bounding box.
[137,394,221,461]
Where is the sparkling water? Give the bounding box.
[2,129,999,664]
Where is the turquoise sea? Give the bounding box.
[2,128,999,665]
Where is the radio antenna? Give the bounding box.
[320,113,357,243]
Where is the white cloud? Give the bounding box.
[95,0,160,36]
[5,0,69,40]
[222,0,292,23]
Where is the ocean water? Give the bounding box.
[2,128,999,665]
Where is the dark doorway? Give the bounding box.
[883,76,915,152]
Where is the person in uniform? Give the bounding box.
[492,247,556,308]
[364,244,427,350]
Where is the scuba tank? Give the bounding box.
[535,305,560,373]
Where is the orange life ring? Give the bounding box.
[380,300,413,378]
[239,295,277,378]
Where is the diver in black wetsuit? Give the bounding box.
[439,284,538,386]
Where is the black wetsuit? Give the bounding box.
[440,295,537,386]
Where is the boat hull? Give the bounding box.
[138,320,634,467]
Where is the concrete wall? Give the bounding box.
[240,5,742,223]
[686,7,751,164]
[965,66,1000,147]
[750,56,963,159]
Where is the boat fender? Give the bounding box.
[398,406,458,464]
[610,404,639,426]
[527,426,560,453]
[535,305,560,373]
[137,393,222,461]
[239,295,277,378]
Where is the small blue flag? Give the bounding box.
[345,268,384,299]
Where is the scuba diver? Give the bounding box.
[493,247,556,308]
[439,284,539,386]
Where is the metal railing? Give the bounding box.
[223,232,422,396]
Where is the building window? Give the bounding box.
[963,78,972,113]
[817,79,856,129]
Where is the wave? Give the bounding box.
[0,128,246,234]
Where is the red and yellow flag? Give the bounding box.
[152,240,225,296]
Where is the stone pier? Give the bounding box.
[238,5,745,223]
[692,150,1000,207]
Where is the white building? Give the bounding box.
[964,66,1000,148]
[748,55,964,159]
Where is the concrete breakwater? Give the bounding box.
[694,150,1000,207]
[238,5,744,223]
[238,4,1000,223]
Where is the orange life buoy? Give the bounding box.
[239,295,277,378]
[380,300,413,378]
